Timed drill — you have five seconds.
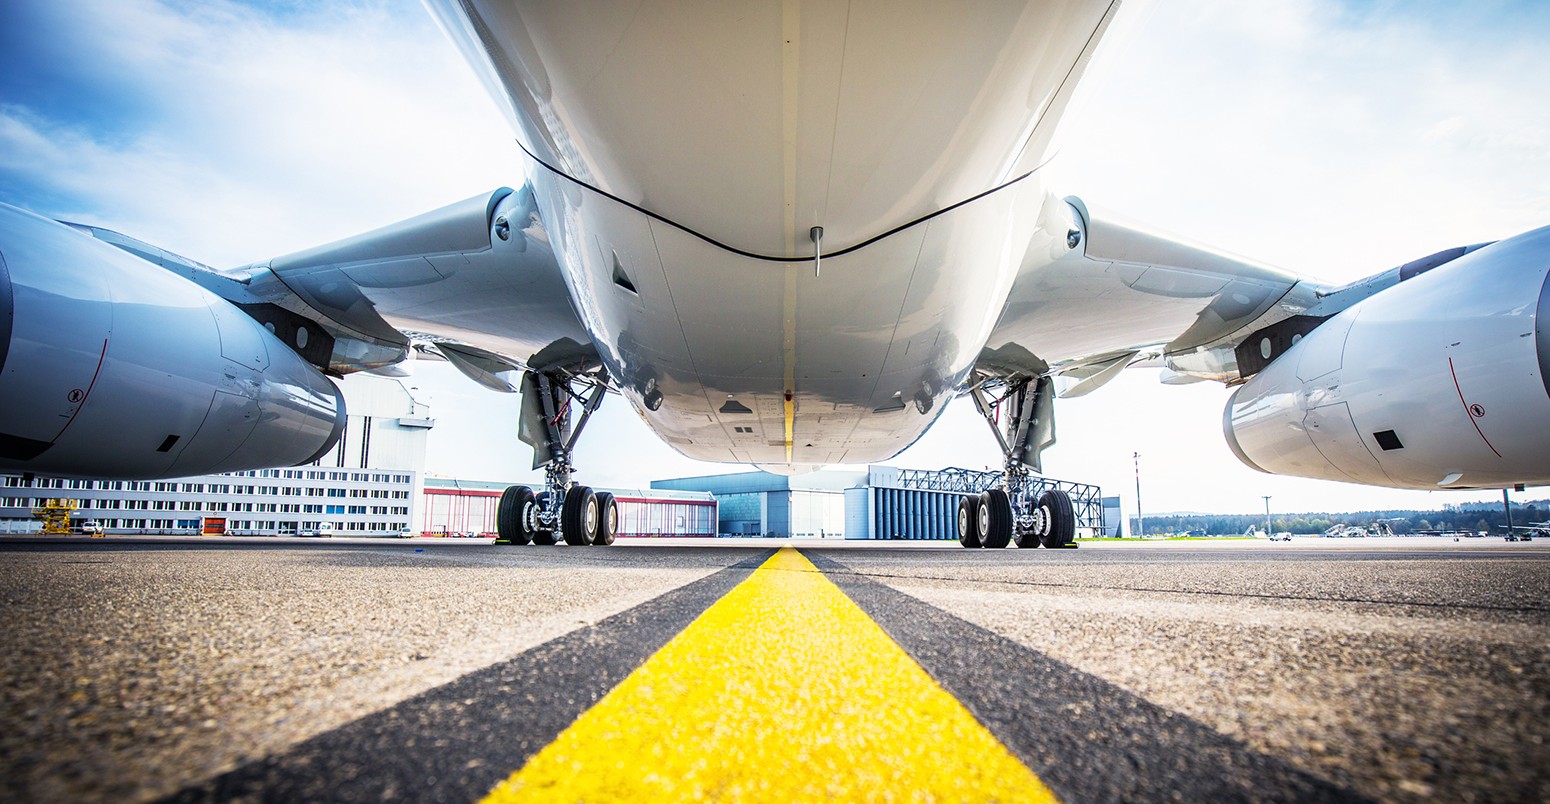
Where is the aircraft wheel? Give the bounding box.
[562,485,598,546]
[1038,489,1075,548]
[594,491,619,546]
[494,484,535,545]
[957,496,982,548]
[532,491,558,545]
[977,489,1014,549]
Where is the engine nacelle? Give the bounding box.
[1224,225,1550,490]
[0,205,345,479]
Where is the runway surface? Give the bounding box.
[1,536,1546,802]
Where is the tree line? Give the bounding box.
[1127,500,1548,536]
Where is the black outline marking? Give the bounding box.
[516,139,1041,264]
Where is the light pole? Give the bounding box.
[1504,487,1514,537]
[1134,452,1144,538]
[1263,495,1272,538]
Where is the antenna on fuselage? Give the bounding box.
[810,226,824,278]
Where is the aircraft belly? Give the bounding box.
[436,0,1118,255]
[530,160,1051,466]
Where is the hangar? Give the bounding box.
[654,466,1110,540]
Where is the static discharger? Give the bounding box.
[810,225,823,277]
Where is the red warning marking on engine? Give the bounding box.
[1448,357,1501,458]
[55,339,108,441]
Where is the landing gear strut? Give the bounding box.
[956,373,1077,549]
[495,369,618,546]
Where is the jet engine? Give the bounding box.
[1223,225,1550,490]
[0,206,345,479]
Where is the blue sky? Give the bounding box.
[3,0,1547,515]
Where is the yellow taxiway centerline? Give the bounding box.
[482,547,1058,802]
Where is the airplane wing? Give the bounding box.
[966,193,1506,478]
[73,183,597,387]
[979,196,1321,394]
[0,183,595,480]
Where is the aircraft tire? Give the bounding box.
[978,489,1014,549]
[594,491,619,546]
[562,485,598,546]
[1038,489,1076,548]
[957,496,981,548]
[494,484,535,545]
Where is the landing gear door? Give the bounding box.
[1015,376,1057,473]
[518,371,554,469]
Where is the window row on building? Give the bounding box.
[47,518,408,533]
[3,470,413,490]
[0,497,407,513]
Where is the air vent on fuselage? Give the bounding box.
[611,251,637,294]
[873,393,906,413]
[1373,430,1404,451]
[719,399,753,414]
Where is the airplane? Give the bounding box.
[1501,521,1550,541]
[2,0,1549,551]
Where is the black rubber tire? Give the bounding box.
[532,491,558,545]
[977,489,1014,549]
[1038,489,1076,548]
[594,491,619,546]
[562,485,598,546]
[494,485,535,545]
[957,496,981,547]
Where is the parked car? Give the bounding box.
[78,520,103,535]
[1270,532,1292,542]
[297,525,335,538]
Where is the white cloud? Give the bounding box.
[1053,0,1550,278]
[2,0,519,266]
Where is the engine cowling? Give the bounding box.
[1224,225,1550,490]
[0,205,345,479]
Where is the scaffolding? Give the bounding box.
[891,467,1106,537]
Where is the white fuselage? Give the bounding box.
[427,0,1122,468]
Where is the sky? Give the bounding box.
[2,0,1547,517]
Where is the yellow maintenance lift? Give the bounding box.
[31,498,80,535]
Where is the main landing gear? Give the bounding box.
[494,369,620,547]
[956,373,1077,549]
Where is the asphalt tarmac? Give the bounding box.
[1,536,1545,802]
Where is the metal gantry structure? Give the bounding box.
[892,467,1107,537]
